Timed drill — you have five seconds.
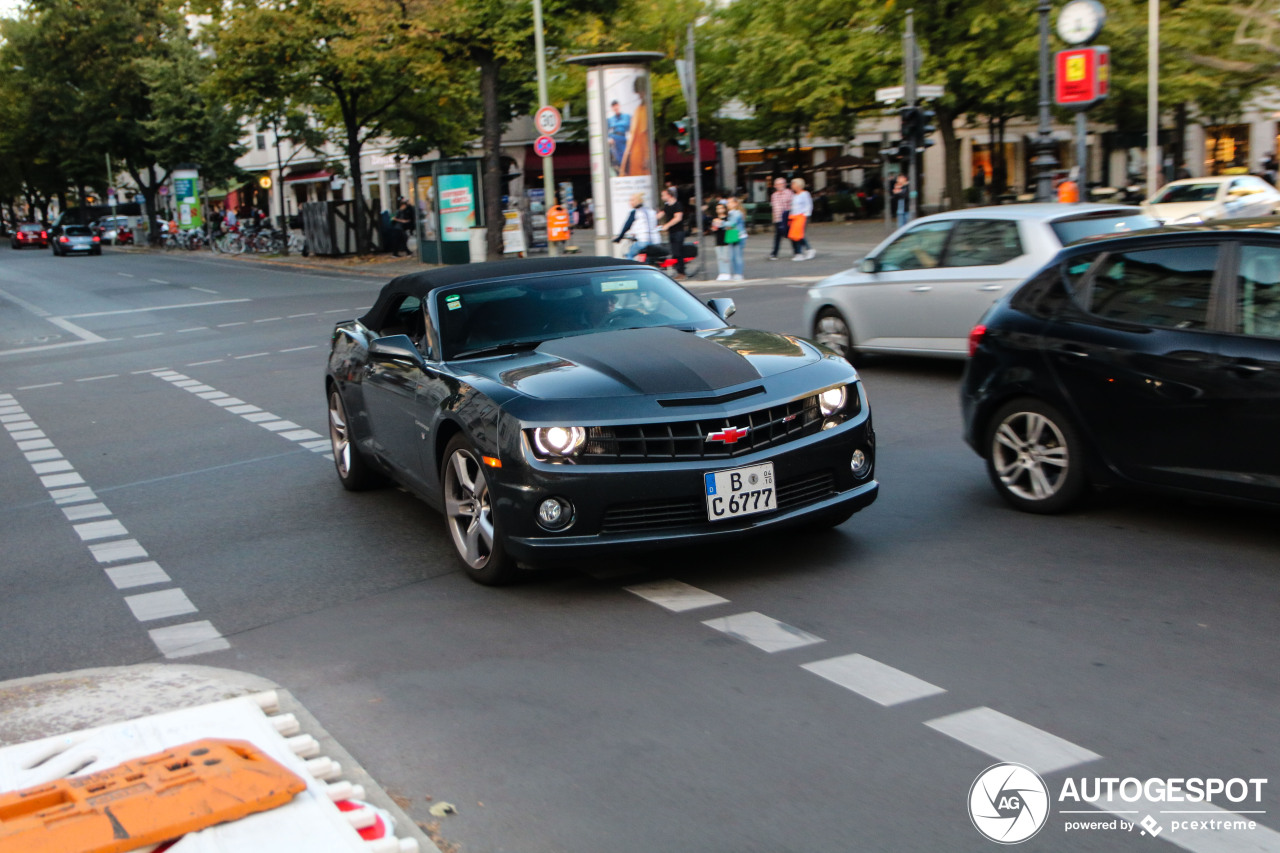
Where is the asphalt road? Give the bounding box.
[1,243,1277,853]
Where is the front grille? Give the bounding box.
[582,396,826,463]
[599,470,837,534]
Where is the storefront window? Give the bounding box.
[1205,124,1250,174]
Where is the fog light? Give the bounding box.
[537,497,574,530]
[850,449,871,479]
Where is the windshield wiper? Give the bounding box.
[450,340,544,360]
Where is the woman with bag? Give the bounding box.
[725,197,746,281]
[711,202,732,281]
[788,178,814,260]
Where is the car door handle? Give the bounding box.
[1229,360,1266,374]
[909,285,932,292]
[1053,345,1089,359]
[978,284,1002,292]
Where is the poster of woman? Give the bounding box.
[602,66,655,241]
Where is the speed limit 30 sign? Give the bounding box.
[535,105,562,136]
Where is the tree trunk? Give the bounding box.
[994,114,1008,195]
[936,105,963,211]
[479,52,504,261]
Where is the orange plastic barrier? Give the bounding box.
[0,738,306,853]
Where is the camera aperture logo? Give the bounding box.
[969,763,1051,844]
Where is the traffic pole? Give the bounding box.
[687,23,704,279]
[904,9,918,222]
[533,0,558,256]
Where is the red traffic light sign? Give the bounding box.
[534,135,557,158]
[1055,46,1109,108]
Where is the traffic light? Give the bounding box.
[672,118,691,152]
[899,106,937,154]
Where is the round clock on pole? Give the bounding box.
[1057,0,1106,44]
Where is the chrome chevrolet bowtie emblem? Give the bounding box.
[706,426,749,444]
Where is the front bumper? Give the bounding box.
[491,413,877,565]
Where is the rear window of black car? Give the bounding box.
[1051,213,1158,245]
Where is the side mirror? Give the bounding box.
[707,298,736,321]
[859,257,880,274]
[369,334,426,368]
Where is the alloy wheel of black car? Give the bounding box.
[328,388,383,491]
[813,308,855,362]
[986,398,1087,514]
[442,435,514,585]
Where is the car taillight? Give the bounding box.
[59,236,69,243]
[40,231,47,239]
[968,324,987,357]
[92,235,100,242]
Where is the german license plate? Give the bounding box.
[704,462,776,521]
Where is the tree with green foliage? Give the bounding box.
[1,0,245,237]
[205,0,474,254]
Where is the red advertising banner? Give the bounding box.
[1055,47,1110,108]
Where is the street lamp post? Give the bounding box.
[1033,0,1059,202]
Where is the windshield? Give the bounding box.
[1051,212,1159,245]
[64,226,93,236]
[436,268,723,360]
[1150,183,1221,204]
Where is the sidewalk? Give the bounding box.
[132,219,893,282]
[0,664,442,852]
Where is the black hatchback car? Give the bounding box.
[963,221,1280,512]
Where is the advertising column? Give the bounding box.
[567,52,664,257]
[172,168,202,231]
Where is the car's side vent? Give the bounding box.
[657,386,766,407]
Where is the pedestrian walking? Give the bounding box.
[658,187,687,279]
[789,178,814,260]
[766,177,793,260]
[613,192,661,260]
[711,202,731,280]
[391,197,415,257]
[891,174,910,228]
[726,196,747,281]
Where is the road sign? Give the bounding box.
[535,105,561,136]
[876,84,945,102]
[534,135,557,158]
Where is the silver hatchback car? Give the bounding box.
[802,204,1156,360]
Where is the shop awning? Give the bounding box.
[284,170,333,184]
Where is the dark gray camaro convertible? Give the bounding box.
[326,256,878,584]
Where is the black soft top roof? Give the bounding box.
[359,256,646,330]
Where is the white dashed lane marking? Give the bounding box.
[702,611,824,653]
[625,579,729,612]
[925,706,1101,775]
[801,653,946,707]
[0,393,228,659]
[153,371,329,459]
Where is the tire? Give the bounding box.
[327,387,384,491]
[442,434,516,585]
[984,398,1088,514]
[813,307,857,363]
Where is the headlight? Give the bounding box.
[532,426,586,458]
[818,385,848,416]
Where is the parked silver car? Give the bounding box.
[1140,175,1280,225]
[802,204,1156,361]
